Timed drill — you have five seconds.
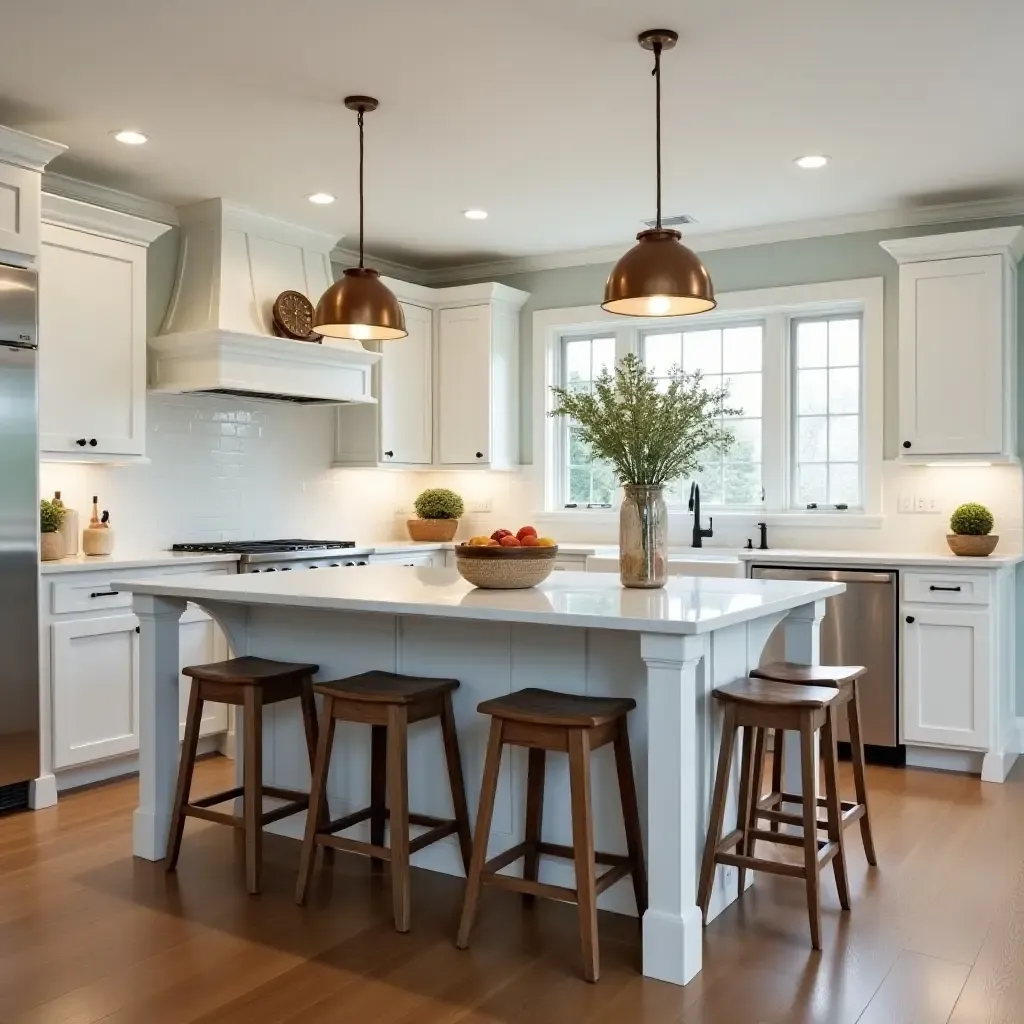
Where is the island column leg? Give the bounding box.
[781,600,827,809]
[640,632,707,987]
[133,593,187,861]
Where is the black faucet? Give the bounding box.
[756,521,769,550]
[688,482,713,548]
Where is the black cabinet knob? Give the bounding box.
[903,441,912,449]
[89,438,98,447]
[475,451,484,459]
[905,615,915,624]
[135,626,140,634]
[75,438,87,446]
[384,450,394,458]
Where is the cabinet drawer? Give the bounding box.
[903,571,990,606]
[51,578,133,614]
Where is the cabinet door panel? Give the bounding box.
[438,305,491,464]
[902,607,989,749]
[0,163,40,258]
[380,303,432,464]
[51,614,139,769]
[39,225,146,456]
[178,608,229,738]
[898,255,1004,455]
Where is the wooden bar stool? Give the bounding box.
[697,678,849,949]
[456,688,647,983]
[295,670,473,933]
[166,656,320,895]
[751,663,876,865]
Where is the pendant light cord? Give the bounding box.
[357,108,365,268]
[652,42,663,230]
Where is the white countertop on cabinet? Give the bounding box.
[114,566,842,635]
[40,552,241,574]
[736,548,1023,568]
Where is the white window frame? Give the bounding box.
[533,278,884,527]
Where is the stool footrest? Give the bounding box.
[185,805,241,828]
[259,799,309,826]
[409,821,458,854]
[263,785,308,802]
[482,871,577,904]
[191,786,243,809]
[312,803,460,861]
[317,834,391,859]
[536,841,631,869]
[479,841,634,903]
[324,807,374,834]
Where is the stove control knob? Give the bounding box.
[308,565,319,569]
[264,567,277,572]
[281,567,292,571]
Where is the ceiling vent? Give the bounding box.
[643,213,697,229]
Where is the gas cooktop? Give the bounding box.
[172,540,356,555]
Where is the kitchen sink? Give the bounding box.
[585,551,745,578]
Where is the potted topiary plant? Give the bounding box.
[408,488,465,542]
[947,502,998,556]
[40,498,67,561]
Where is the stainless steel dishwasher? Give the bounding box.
[750,565,903,765]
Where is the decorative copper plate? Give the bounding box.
[272,290,320,342]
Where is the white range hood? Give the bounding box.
[149,199,379,404]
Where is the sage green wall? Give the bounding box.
[443,216,1024,463]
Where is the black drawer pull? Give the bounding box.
[135,626,140,634]
[905,615,915,624]
[929,585,962,592]
[89,590,118,598]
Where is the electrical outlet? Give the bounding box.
[926,497,939,513]
[915,497,927,512]
[898,495,913,513]
[468,498,493,513]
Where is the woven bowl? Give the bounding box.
[454,544,558,589]
[946,533,998,557]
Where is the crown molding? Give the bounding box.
[330,245,433,285]
[0,126,66,172]
[41,193,172,245]
[43,172,178,225]
[416,193,1024,285]
[880,225,1024,264]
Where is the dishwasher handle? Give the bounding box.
[751,566,895,585]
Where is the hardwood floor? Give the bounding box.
[2,755,1024,1023]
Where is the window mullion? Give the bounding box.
[761,313,787,511]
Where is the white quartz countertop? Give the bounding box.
[114,566,843,635]
[40,551,242,574]
[736,547,1023,568]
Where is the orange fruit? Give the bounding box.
[520,534,539,547]
[499,535,522,547]
[487,538,500,546]
[536,537,556,547]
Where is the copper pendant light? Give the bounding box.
[314,96,407,341]
[603,30,715,318]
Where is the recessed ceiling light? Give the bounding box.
[794,154,829,169]
[112,130,148,146]
[308,193,336,205]
[463,209,488,220]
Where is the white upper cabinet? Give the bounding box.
[0,126,65,262]
[334,301,433,466]
[435,285,527,470]
[38,196,169,460]
[333,280,528,470]
[881,227,1024,462]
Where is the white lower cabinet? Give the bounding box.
[51,613,140,769]
[369,550,445,567]
[902,606,990,750]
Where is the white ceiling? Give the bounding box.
[3,0,1024,270]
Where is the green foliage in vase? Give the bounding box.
[949,502,994,536]
[549,352,741,487]
[40,498,66,534]
[413,488,465,520]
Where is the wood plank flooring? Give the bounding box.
[2,755,1024,1023]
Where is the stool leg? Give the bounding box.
[822,707,850,911]
[440,692,473,874]
[369,724,387,874]
[746,727,767,877]
[735,724,755,894]
[568,728,599,983]
[242,686,264,895]
[299,680,330,838]
[613,719,647,918]
[387,705,411,933]
[456,718,504,949]
[847,681,877,866]
[165,681,204,872]
[698,704,737,922]
[296,699,335,905]
[769,729,784,834]
[799,714,822,949]
[522,748,546,905]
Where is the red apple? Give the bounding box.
[490,528,512,542]
[499,535,522,547]
[516,525,538,541]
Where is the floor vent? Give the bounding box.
[0,782,29,815]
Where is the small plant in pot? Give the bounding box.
[40,498,67,561]
[408,488,465,542]
[947,502,998,557]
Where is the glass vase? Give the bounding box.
[619,484,668,588]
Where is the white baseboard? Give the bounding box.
[30,774,58,809]
[905,745,984,775]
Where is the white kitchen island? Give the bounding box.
[116,566,842,987]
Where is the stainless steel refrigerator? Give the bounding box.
[0,263,39,797]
